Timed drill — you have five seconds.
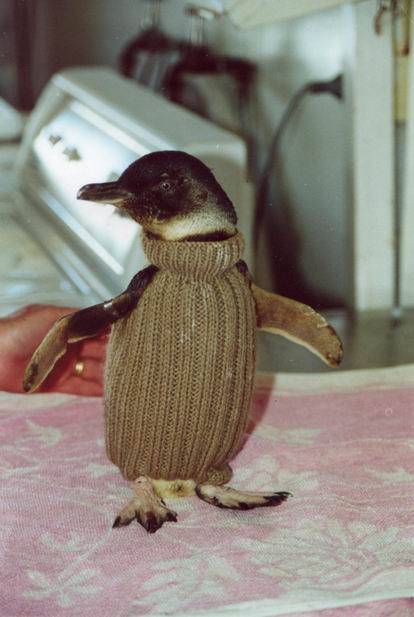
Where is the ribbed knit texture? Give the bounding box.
[104,232,256,485]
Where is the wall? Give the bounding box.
[30,0,352,306]
[0,1,18,105]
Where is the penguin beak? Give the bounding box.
[77,181,132,205]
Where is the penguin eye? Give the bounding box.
[160,181,171,191]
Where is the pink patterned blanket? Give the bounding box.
[1,366,414,616]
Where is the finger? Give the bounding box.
[40,354,104,394]
[79,337,109,360]
[52,375,103,397]
[40,352,104,393]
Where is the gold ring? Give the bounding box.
[74,360,85,376]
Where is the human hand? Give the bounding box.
[0,305,108,396]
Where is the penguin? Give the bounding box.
[23,151,343,534]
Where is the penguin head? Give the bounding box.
[77,151,237,240]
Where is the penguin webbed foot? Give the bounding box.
[195,484,291,510]
[113,476,177,533]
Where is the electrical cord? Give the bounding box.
[254,75,343,250]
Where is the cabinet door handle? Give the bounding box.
[63,147,81,161]
[48,134,62,145]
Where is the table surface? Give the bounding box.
[2,365,413,616]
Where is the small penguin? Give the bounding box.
[24,151,342,534]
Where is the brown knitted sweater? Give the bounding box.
[104,232,256,485]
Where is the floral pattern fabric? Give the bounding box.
[1,365,414,616]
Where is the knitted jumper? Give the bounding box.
[104,232,256,485]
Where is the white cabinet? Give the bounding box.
[221,0,365,29]
[223,0,402,312]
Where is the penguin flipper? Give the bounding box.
[196,484,291,510]
[251,284,343,368]
[23,265,158,392]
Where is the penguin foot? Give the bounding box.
[195,484,291,510]
[113,476,177,533]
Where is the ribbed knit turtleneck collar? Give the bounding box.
[142,231,244,279]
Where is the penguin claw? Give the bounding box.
[112,505,136,528]
[196,484,291,510]
[113,476,178,533]
[141,511,159,533]
[112,514,132,528]
[138,505,178,533]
